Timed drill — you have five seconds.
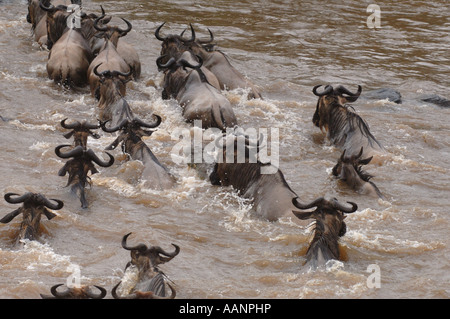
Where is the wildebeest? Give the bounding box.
[332,147,383,199]
[312,84,385,160]
[0,192,63,243]
[55,144,114,208]
[93,64,134,126]
[100,116,176,190]
[87,15,132,97]
[112,233,179,299]
[157,54,238,131]
[155,22,262,99]
[60,118,100,148]
[40,283,107,299]
[292,197,357,268]
[89,9,141,80]
[209,133,306,222]
[27,0,72,47]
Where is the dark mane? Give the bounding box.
[328,104,383,150]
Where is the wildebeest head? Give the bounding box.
[93,14,132,47]
[1,192,63,242]
[118,233,179,298]
[156,54,205,100]
[55,144,114,208]
[100,115,162,154]
[292,197,357,267]
[60,118,100,149]
[121,232,180,272]
[93,63,132,101]
[155,22,197,63]
[40,283,107,299]
[332,147,383,198]
[312,84,362,131]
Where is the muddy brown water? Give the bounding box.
[0,0,449,299]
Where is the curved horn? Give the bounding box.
[155,22,167,41]
[86,149,114,167]
[60,118,81,130]
[135,115,162,129]
[100,118,129,133]
[156,55,176,70]
[156,244,180,263]
[185,23,195,42]
[292,197,326,210]
[82,120,101,130]
[86,285,107,299]
[4,192,32,204]
[330,198,358,213]
[121,232,148,253]
[355,146,364,159]
[94,15,108,32]
[312,85,333,97]
[39,0,55,12]
[111,281,131,299]
[334,85,362,97]
[55,145,84,159]
[111,68,132,78]
[50,284,71,298]
[179,57,202,70]
[42,197,64,210]
[340,149,347,162]
[118,18,132,34]
[198,28,214,44]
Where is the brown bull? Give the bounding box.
[40,283,106,299]
[93,64,134,126]
[292,197,357,268]
[60,118,100,148]
[332,147,383,198]
[157,54,237,131]
[1,192,63,244]
[100,117,175,190]
[87,15,132,97]
[55,144,114,208]
[112,233,179,299]
[155,23,262,99]
[312,84,385,159]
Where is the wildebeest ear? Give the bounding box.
[0,209,21,224]
[292,210,315,220]
[63,131,74,139]
[43,208,57,220]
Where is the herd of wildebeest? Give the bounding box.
[2,0,394,299]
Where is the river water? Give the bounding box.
[0,0,449,299]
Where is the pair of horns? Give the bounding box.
[61,118,99,130]
[4,192,63,210]
[313,85,362,102]
[41,284,106,299]
[155,22,215,44]
[121,232,180,263]
[55,145,114,167]
[100,115,162,133]
[292,196,357,219]
[156,54,203,71]
[93,63,132,78]
[93,14,132,34]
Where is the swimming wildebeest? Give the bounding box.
[292,196,357,268]
[111,233,178,299]
[100,116,175,190]
[40,283,107,299]
[60,118,100,148]
[312,84,385,160]
[1,192,63,244]
[155,22,262,99]
[209,133,309,222]
[332,147,383,198]
[93,64,134,127]
[55,144,114,208]
[87,15,132,97]
[157,54,237,131]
